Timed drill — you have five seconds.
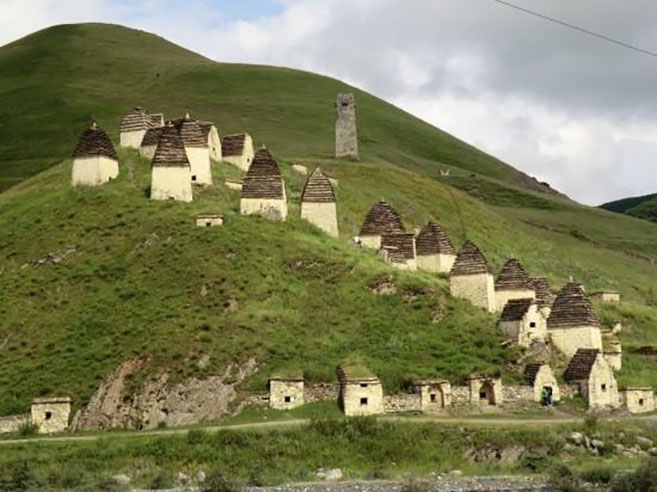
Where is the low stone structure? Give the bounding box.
[140,127,164,160]
[199,121,222,161]
[413,380,451,413]
[383,394,421,413]
[292,164,308,175]
[564,349,619,409]
[195,214,223,227]
[224,179,243,191]
[494,259,536,312]
[468,375,503,407]
[415,222,456,274]
[335,93,358,159]
[120,107,152,149]
[450,241,496,312]
[379,233,417,270]
[148,113,165,128]
[72,122,119,186]
[179,114,212,185]
[222,133,254,171]
[240,147,288,221]
[0,414,30,434]
[591,291,621,304]
[547,282,602,358]
[524,364,560,403]
[300,168,338,237]
[357,200,404,249]
[498,299,546,347]
[269,376,304,410]
[619,387,655,414]
[150,125,193,202]
[529,277,556,318]
[31,397,71,434]
[337,364,383,417]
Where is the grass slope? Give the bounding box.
[600,193,657,224]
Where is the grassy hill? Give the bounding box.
[600,193,657,224]
[2,23,657,417]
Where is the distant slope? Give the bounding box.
[600,193,657,224]
[0,23,560,197]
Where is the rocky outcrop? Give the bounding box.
[73,357,258,430]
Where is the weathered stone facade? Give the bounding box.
[0,414,29,434]
[565,349,620,409]
[335,93,358,159]
[199,122,222,162]
[550,326,602,359]
[120,107,152,149]
[357,200,404,250]
[224,180,243,191]
[151,166,193,202]
[383,394,421,413]
[619,388,655,414]
[240,148,288,221]
[523,364,561,403]
[300,168,338,237]
[338,364,383,417]
[222,134,254,171]
[498,300,547,347]
[451,273,496,312]
[269,378,304,410]
[195,214,223,227]
[31,397,71,434]
[592,291,621,303]
[468,376,503,407]
[494,259,535,312]
[415,222,456,274]
[413,380,452,413]
[379,233,417,271]
[72,156,119,187]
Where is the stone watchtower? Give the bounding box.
[335,93,358,159]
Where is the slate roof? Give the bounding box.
[359,200,404,236]
[500,298,534,322]
[380,233,416,263]
[530,277,556,310]
[495,259,532,291]
[223,134,247,156]
[450,240,490,276]
[120,107,151,133]
[179,115,207,148]
[564,349,600,382]
[523,363,544,386]
[149,113,165,128]
[241,148,285,199]
[301,168,336,203]
[73,122,118,161]
[198,121,215,140]
[141,127,164,147]
[415,222,456,256]
[152,125,190,168]
[547,282,600,329]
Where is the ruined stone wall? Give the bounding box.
[121,130,147,150]
[335,93,358,159]
[270,380,304,410]
[469,378,504,406]
[620,389,655,414]
[32,400,71,434]
[151,166,193,202]
[416,253,456,275]
[549,326,602,358]
[495,289,536,313]
[604,352,622,372]
[502,386,534,402]
[72,156,119,187]
[185,147,212,185]
[417,383,452,412]
[450,273,496,312]
[301,202,339,238]
[0,414,29,434]
[240,197,288,221]
[305,383,340,403]
[342,382,383,416]
[383,394,421,413]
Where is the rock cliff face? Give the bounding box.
[72,357,258,430]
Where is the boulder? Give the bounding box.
[316,468,343,481]
[569,432,584,446]
[110,475,131,486]
[637,437,653,448]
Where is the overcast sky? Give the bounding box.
[2,0,657,205]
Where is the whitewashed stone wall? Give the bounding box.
[415,382,452,412]
[72,156,119,187]
[450,273,496,312]
[224,135,254,171]
[121,130,147,149]
[531,366,561,402]
[359,235,382,250]
[140,145,157,161]
[151,167,193,202]
[301,202,339,238]
[549,326,602,358]
[468,377,503,406]
[579,355,620,409]
[195,215,223,227]
[495,289,536,313]
[416,253,456,275]
[31,398,71,434]
[0,414,29,434]
[269,380,304,410]
[240,197,288,221]
[620,388,655,414]
[208,127,222,162]
[186,147,213,185]
[499,304,547,347]
[341,382,383,416]
[225,180,243,191]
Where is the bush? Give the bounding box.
[611,457,657,492]
[201,471,240,492]
[18,422,38,437]
[149,473,173,490]
[548,463,582,492]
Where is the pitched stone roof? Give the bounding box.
[73,122,118,161]
[152,125,190,168]
[415,222,455,256]
[241,148,285,199]
[198,121,215,140]
[359,200,404,236]
[141,127,164,147]
[530,277,556,310]
[450,240,490,276]
[149,114,165,128]
[500,298,534,322]
[381,233,416,262]
[547,282,600,329]
[301,168,336,203]
[222,134,247,156]
[120,107,151,133]
[495,259,532,291]
[564,349,600,381]
[179,114,207,148]
[523,363,544,386]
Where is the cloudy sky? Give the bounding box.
[2,0,657,205]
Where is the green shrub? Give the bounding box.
[201,471,241,492]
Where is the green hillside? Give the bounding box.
[2,23,657,417]
[601,193,657,224]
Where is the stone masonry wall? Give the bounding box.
[0,414,29,434]
[450,273,496,312]
[335,93,358,159]
[383,394,421,413]
[301,202,339,238]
